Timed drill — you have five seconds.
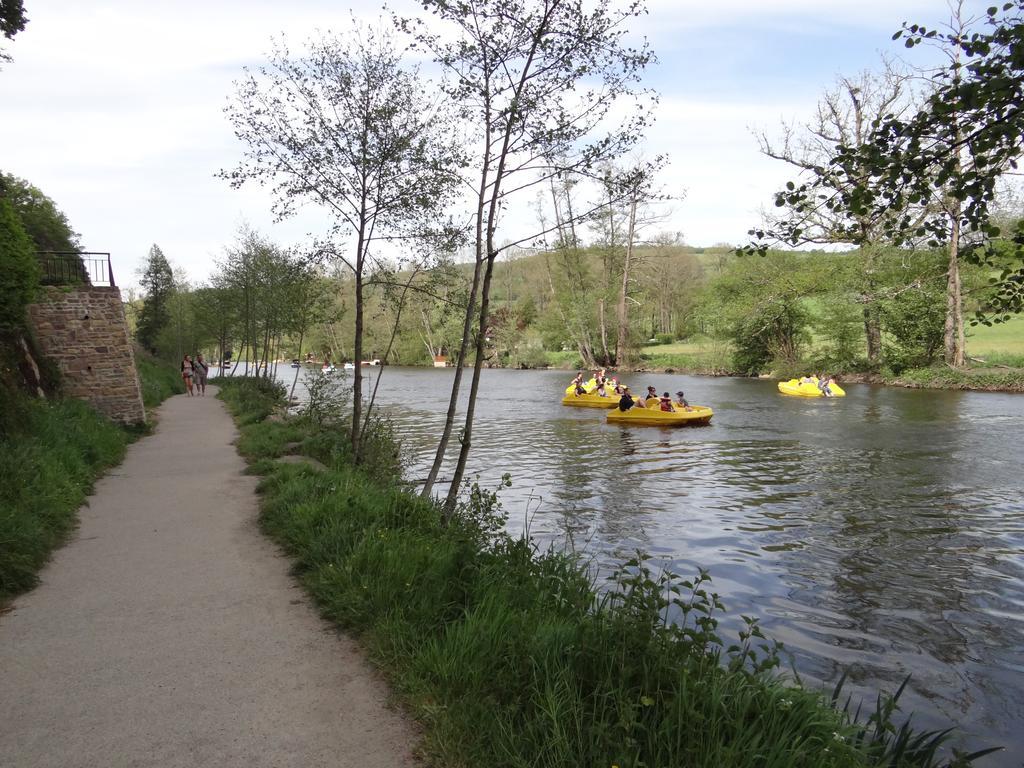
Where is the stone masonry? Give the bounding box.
[27,286,146,424]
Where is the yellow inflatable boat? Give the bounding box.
[606,403,713,426]
[561,391,619,408]
[777,377,846,398]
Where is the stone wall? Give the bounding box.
[27,286,146,424]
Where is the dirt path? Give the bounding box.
[0,387,418,767]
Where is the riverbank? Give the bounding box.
[217,375,995,768]
[0,357,183,606]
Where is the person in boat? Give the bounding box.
[659,392,673,412]
[675,390,692,411]
[597,385,609,397]
[593,368,607,389]
[612,377,623,395]
[799,375,815,385]
[818,373,835,397]
[571,371,585,391]
[617,386,634,411]
[637,385,658,407]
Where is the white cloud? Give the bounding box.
[0,0,982,288]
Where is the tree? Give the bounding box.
[404,0,657,510]
[0,0,27,65]
[223,24,462,461]
[758,2,1024,357]
[136,244,174,354]
[0,173,81,252]
[0,191,38,332]
[755,61,918,367]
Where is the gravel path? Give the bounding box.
[0,387,418,768]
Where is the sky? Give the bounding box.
[0,0,979,290]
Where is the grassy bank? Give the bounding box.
[135,351,186,407]
[879,366,1024,392]
[0,396,128,603]
[218,376,993,768]
[0,357,183,605]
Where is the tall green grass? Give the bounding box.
[0,396,128,602]
[219,378,994,768]
[135,353,185,407]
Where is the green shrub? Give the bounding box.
[217,375,286,424]
[0,196,40,332]
[0,396,128,602]
[135,353,184,407]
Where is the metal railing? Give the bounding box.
[36,252,116,287]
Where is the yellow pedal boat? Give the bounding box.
[606,403,713,426]
[561,391,619,408]
[777,377,846,398]
[564,377,621,395]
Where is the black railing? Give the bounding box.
[37,252,116,287]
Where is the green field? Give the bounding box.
[965,314,1024,365]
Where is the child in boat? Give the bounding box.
[612,377,623,395]
[818,374,834,397]
[659,392,673,412]
[675,390,691,410]
[799,375,815,385]
[617,386,634,411]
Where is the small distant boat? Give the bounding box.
[321,364,337,375]
[778,377,846,398]
[343,362,356,370]
[290,359,300,369]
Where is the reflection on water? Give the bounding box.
[234,365,1024,762]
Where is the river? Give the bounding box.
[236,364,1024,762]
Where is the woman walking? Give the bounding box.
[181,355,194,396]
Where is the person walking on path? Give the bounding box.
[193,354,209,396]
[180,354,194,396]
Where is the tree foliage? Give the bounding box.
[136,244,175,354]
[0,173,81,252]
[0,0,27,64]
[754,3,1024,324]
[223,24,463,460]
[0,193,38,331]
[403,0,658,506]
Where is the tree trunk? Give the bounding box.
[443,246,496,514]
[616,197,637,365]
[352,262,365,460]
[598,299,611,365]
[420,144,491,499]
[944,213,964,367]
[863,301,882,364]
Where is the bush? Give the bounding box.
[653,332,674,345]
[0,396,128,602]
[217,375,286,424]
[0,196,40,332]
[879,270,946,374]
[135,353,184,407]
